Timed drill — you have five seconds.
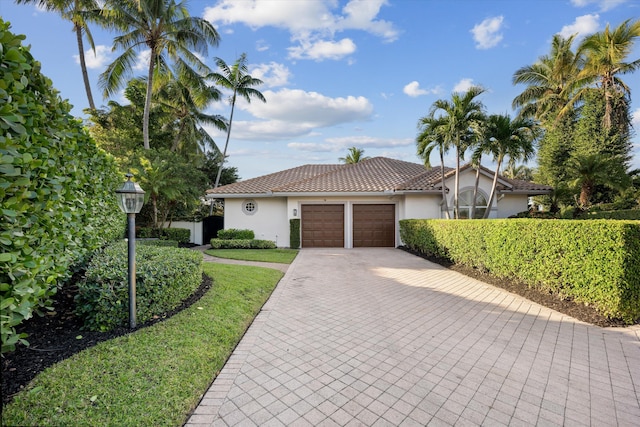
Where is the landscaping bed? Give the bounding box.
[400,246,632,328]
[2,273,212,406]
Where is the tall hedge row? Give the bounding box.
[399,219,640,323]
[0,20,123,352]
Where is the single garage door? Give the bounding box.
[301,204,344,248]
[353,204,395,247]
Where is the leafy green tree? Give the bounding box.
[502,163,534,181]
[428,86,486,218]
[417,115,451,219]
[339,147,371,164]
[99,0,220,150]
[569,153,630,209]
[512,34,584,123]
[209,53,266,189]
[482,114,538,218]
[15,0,101,110]
[153,64,226,155]
[577,19,640,130]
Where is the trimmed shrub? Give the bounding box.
[217,229,255,240]
[136,227,190,244]
[209,239,276,249]
[290,219,300,249]
[584,210,640,220]
[400,219,640,323]
[1,20,123,352]
[75,241,203,331]
[138,239,179,248]
[162,228,190,244]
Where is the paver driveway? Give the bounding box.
[186,248,640,426]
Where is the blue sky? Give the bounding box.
[2,0,640,180]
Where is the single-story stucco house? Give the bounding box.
[205,157,552,248]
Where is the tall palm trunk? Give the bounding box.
[214,93,236,189]
[470,157,481,219]
[440,149,451,219]
[454,143,460,219]
[143,54,156,150]
[75,24,95,110]
[483,156,504,219]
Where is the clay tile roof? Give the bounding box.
[206,156,552,196]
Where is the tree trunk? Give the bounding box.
[454,145,460,219]
[470,156,481,219]
[579,180,593,208]
[440,149,451,219]
[483,157,502,219]
[75,24,95,110]
[143,54,156,150]
[213,92,236,189]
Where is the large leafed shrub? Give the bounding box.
[75,241,203,331]
[400,219,640,323]
[0,20,123,352]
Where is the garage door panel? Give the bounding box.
[353,204,395,247]
[301,204,344,248]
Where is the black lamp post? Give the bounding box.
[115,173,145,328]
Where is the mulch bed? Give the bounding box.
[399,246,633,328]
[1,273,212,406]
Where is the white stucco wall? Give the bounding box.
[224,198,289,247]
[403,194,442,219]
[496,195,529,218]
[168,221,203,245]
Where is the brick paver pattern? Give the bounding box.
[186,248,640,426]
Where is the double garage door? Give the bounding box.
[301,204,395,248]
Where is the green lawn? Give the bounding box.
[1,263,282,427]
[205,248,299,264]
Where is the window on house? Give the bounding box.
[454,189,488,219]
[242,199,257,215]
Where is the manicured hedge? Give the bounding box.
[584,210,640,220]
[209,239,276,249]
[1,20,123,352]
[138,239,179,248]
[75,241,203,331]
[217,228,255,240]
[290,219,300,249]
[400,219,640,323]
[137,227,191,244]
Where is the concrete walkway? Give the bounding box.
[186,248,640,426]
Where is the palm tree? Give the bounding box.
[16,0,100,110]
[99,0,220,150]
[417,115,451,219]
[428,86,486,219]
[482,114,538,219]
[577,19,640,130]
[512,34,585,123]
[502,163,534,181]
[339,147,371,164]
[569,153,629,209]
[153,63,227,155]
[209,53,266,189]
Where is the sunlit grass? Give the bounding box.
[1,263,282,427]
[205,248,299,264]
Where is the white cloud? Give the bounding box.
[203,0,398,62]
[403,81,442,98]
[570,0,627,11]
[558,14,600,39]
[245,88,373,126]
[205,88,374,141]
[288,38,357,61]
[256,40,270,52]
[453,78,475,93]
[249,62,291,88]
[74,45,112,69]
[133,49,151,72]
[288,136,413,153]
[470,16,504,49]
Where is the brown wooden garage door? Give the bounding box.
[301,204,344,248]
[353,204,395,247]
